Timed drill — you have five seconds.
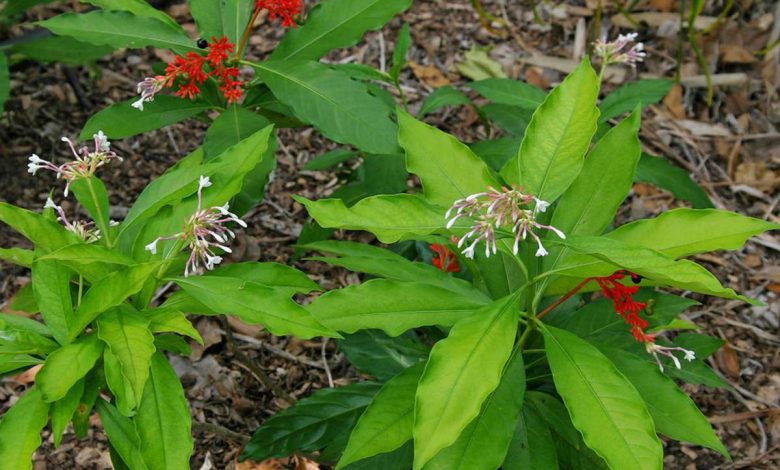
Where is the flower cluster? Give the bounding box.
[430,243,460,273]
[445,186,564,259]
[28,131,122,196]
[133,36,242,110]
[594,270,695,371]
[145,176,246,277]
[593,32,646,67]
[256,0,302,27]
[44,198,102,243]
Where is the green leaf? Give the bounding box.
[302,149,357,171]
[0,247,33,267]
[295,194,444,244]
[0,355,42,376]
[206,261,321,296]
[541,324,662,470]
[204,105,271,158]
[70,262,160,339]
[10,36,113,65]
[418,86,472,118]
[97,306,156,416]
[0,319,57,356]
[136,352,193,470]
[38,243,136,283]
[31,257,73,345]
[390,23,411,82]
[337,364,423,469]
[96,400,150,470]
[0,53,9,112]
[72,368,104,438]
[69,177,112,243]
[0,202,81,253]
[413,293,520,469]
[481,103,533,136]
[145,308,203,344]
[599,79,673,122]
[467,78,546,109]
[424,348,525,470]
[338,330,428,381]
[469,137,522,172]
[271,0,412,61]
[500,59,600,202]
[398,109,498,207]
[174,276,337,339]
[84,0,179,28]
[304,240,485,298]
[81,96,212,140]
[306,279,488,336]
[241,382,382,461]
[635,154,713,208]
[0,387,50,470]
[456,46,506,81]
[1,0,56,17]
[36,334,104,402]
[51,378,85,447]
[504,404,559,470]
[39,10,199,54]
[222,0,254,45]
[604,348,729,458]
[251,60,399,154]
[552,235,756,303]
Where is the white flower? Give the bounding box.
[535,246,549,257]
[534,197,550,213]
[145,239,159,255]
[199,175,212,189]
[131,98,145,111]
[684,350,696,362]
[44,197,57,209]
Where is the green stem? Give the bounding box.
[77,275,83,306]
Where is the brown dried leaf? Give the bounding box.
[718,343,741,379]
[409,61,450,88]
[664,84,685,119]
[720,44,757,64]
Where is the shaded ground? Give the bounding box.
[1,1,778,469]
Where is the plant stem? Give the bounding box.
[517,321,536,350]
[77,275,83,306]
[536,277,592,320]
[235,6,263,60]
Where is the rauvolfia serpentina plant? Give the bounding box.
[239,37,778,470]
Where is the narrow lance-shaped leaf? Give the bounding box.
[136,352,194,470]
[83,0,180,29]
[0,387,50,470]
[466,78,546,109]
[598,79,673,122]
[31,257,74,345]
[337,330,428,381]
[68,177,111,240]
[397,108,498,207]
[413,292,520,469]
[541,324,663,470]
[96,400,150,470]
[424,347,526,470]
[390,23,411,82]
[0,202,81,253]
[503,404,559,470]
[337,363,425,469]
[500,59,600,202]
[51,379,85,447]
[36,334,104,403]
[271,0,413,61]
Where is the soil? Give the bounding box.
[1,1,778,469]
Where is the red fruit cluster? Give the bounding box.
[255,0,302,27]
[164,36,243,103]
[594,270,652,342]
[430,244,460,273]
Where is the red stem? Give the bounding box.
[235,7,263,60]
[536,277,592,320]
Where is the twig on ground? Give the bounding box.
[192,421,250,444]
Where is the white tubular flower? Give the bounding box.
[29,132,121,196]
[145,175,247,277]
[593,32,646,67]
[134,76,169,111]
[645,342,697,372]
[43,198,100,243]
[446,185,566,259]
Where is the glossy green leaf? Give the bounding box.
[81,96,212,140]
[390,23,411,81]
[542,324,662,470]
[338,363,424,469]
[51,378,85,447]
[504,404,558,470]
[241,382,382,461]
[418,86,472,117]
[500,59,599,201]
[413,293,520,469]
[467,78,546,109]
[36,334,104,402]
[0,247,33,267]
[70,262,160,339]
[481,103,533,136]
[0,318,57,356]
[306,279,487,336]
[635,154,713,208]
[295,194,445,244]
[84,0,179,28]
[0,202,81,253]
[337,330,428,381]
[425,348,525,470]
[39,10,199,54]
[252,60,399,154]
[31,257,73,345]
[136,352,193,470]
[145,308,203,344]
[0,387,50,470]
[207,262,321,296]
[189,0,252,42]
[10,36,113,65]
[97,306,156,416]
[204,105,271,158]
[1,0,56,17]
[398,109,498,207]
[302,149,357,171]
[551,235,756,303]
[39,243,136,283]
[174,276,337,338]
[469,137,521,172]
[0,355,42,376]
[69,177,111,240]
[604,348,729,457]
[271,0,412,60]
[96,400,150,470]
[599,79,673,122]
